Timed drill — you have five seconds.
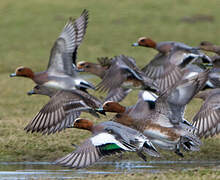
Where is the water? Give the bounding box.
[0,160,219,179]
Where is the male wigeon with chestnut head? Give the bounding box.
[97,70,208,157]
[10,10,95,91]
[132,37,211,92]
[55,118,159,168]
[200,41,220,55]
[25,83,133,134]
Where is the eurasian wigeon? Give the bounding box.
[132,37,200,54]
[77,57,113,79]
[77,57,131,102]
[27,85,57,97]
[25,86,107,135]
[192,88,220,138]
[200,41,220,55]
[199,41,220,88]
[205,56,220,88]
[132,37,211,92]
[55,118,159,168]
[95,55,158,93]
[10,10,95,91]
[97,70,208,156]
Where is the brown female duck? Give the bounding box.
[132,37,210,92]
[77,57,131,102]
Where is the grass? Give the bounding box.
[87,168,220,180]
[1,0,220,178]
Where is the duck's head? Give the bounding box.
[96,101,126,114]
[200,41,214,47]
[132,37,157,49]
[10,66,34,79]
[199,41,215,52]
[27,85,56,97]
[73,118,94,131]
[77,61,92,72]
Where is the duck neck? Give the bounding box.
[116,104,126,113]
[88,63,106,78]
[73,119,94,132]
[109,103,126,113]
[24,68,35,79]
[201,45,220,55]
[213,46,220,55]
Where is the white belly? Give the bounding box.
[144,128,179,146]
[44,81,76,90]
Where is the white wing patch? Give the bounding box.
[91,132,131,151]
[184,72,198,79]
[142,91,158,102]
[206,80,214,88]
[183,53,200,59]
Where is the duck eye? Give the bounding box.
[35,86,40,90]
[18,69,22,72]
[85,65,90,68]
[140,39,145,43]
[116,114,121,118]
[106,129,113,133]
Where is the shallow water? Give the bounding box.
[0,160,219,179]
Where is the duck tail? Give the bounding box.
[142,141,160,157]
[181,132,202,151]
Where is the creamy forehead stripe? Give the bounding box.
[142,91,158,102]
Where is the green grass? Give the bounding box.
[1,0,220,178]
[87,168,220,180]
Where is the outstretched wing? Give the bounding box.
[142,49,205,92]
[193,92,220,138]
[47,19,76,76]
[96,55,144,92]
[55,132,129,168]
[25,90,100,134]
[104,88,131,102]
[156,70,209,124]
[47,10,89,76]
[72,9,89,64]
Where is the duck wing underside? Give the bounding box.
[192,93,220,138]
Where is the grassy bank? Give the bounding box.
[0,0,220,178]
[87,168,220,180]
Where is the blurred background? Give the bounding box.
[0,0,219,165]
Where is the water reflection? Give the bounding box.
[0,160,219,179]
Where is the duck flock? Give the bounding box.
[10,10,220,168]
